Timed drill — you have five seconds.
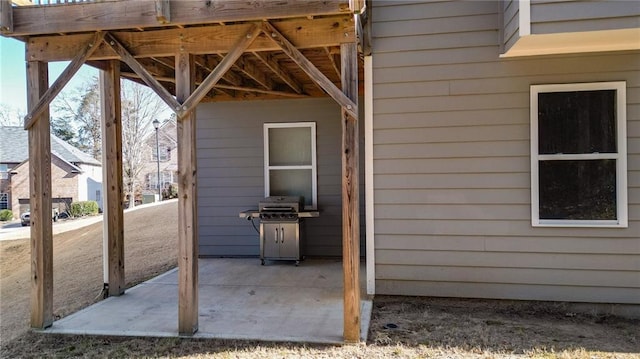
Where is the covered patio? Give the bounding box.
[1,0,371,342]
[45,258,372,343]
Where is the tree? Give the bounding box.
[0,103,24,126]
[52,79,102,159]
[120,79,168,208]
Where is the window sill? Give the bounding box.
[533,220,628,228]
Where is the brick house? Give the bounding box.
[0,126,102,218]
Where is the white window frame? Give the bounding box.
[264,122,317,210]
[530,81,627,228]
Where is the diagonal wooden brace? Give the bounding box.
[103,32,182,113]
[177,23,262,119]
[24,31,105,130]
[262,21,358,119]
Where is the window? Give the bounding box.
[264,122,317,209]
[151,147,170,162]
[530,82,627,227]
[148,171,174,189]
[0,164,8,180]
[0,193,8,210]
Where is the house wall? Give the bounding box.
[196,98,365,257]
[530,0,640,35]
[502,0,520,52]
[371,0,639,303]
[10,156,80,217]
[0,163,18,213]
[78,163,103,209]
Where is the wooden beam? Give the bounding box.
[0,0,13,34]
[176,52,198,336]
[341,42,360,343]
[155,0,170,24]
[263,21,357,119]
[178,24,261,118]
[252,51,303,94]
[27,60,53,329]
[26,16,355,62]
[325,47,341,79]
[103,32,182,113]
[100,59,125,297]
[215,84,306,98]
[24,31,105,130]
[9,0,351,36]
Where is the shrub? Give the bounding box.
[69,201,100,218]
[0,209,13,222]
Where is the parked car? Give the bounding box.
[20,209,59,226]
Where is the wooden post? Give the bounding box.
[100,59,125,296]
[0,0,13,34]
[341,42,360,342]
[27,60,53,329]
[155,0,170,24]
[176,52,199,336]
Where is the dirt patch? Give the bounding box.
[369,296,639,357]
[1,200,639,358]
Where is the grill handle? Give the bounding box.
[261,206,295,212]
[281,228,284,243]
[275,228,279,243]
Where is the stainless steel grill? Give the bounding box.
[239,196,319,266]
[258,196,304,265]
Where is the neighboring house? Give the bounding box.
[195,1,639,305]
[0,126,102,218]
[139,118,178,200]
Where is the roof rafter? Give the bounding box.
[252,51,303,94]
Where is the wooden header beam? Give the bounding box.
[9,0,351,37]
[26,16,355,62]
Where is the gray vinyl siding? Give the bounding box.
[196,98,365,257]
[372,1,640,304]
[502,0,520,52]
[530,0,640,35]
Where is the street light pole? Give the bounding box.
[153,119,161,202]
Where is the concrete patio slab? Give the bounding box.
[45,258,372,344]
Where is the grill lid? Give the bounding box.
[259,196,304,212]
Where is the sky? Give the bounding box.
[0,36,98,120]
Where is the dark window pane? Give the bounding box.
[539,160,616,220]
[538,90,616,154]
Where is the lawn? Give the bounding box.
[1,201,638,358]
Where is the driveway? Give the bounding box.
[0,199,177,241]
